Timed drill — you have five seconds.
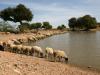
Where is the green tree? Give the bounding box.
[18,22,30,32]
[77,17,84,29]
[82,15,97,30]
[57,24,66,30]
[68,15,97,31]
[42,22,52,29]
[0,4,33,25]
[30,22,42,29]
[68,17,77,31]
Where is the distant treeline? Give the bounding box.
[0,4,99,32]
[68,15,97,31]
[0,4,66,33]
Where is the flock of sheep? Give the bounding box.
[0,32,68,63]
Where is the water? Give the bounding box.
[25,31,100,69]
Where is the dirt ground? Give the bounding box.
[0,51,99,75]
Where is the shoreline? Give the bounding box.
[0,29,100,75]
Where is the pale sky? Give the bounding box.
[0,0,100,27]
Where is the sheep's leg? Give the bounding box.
[50,54,53,61]
[27,50,29,56]
[39,52,41,57]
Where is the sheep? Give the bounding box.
[6,40,14,47]
[0,41,4,51]
[1,41,7,48]
[27,37,34,43]
[15,45,23,54]
[22,46,32,55]
[9,44,18,53]
[32,46,43,58]
[12,39,21,45]
[53,50,68,63]
[21,46,28,55]
[32,36,38,41]
[18,37,28,43]
[45,47,54,61]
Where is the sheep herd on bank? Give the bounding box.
[0,31,68,63]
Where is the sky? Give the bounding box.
[0,0,100,27]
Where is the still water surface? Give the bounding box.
[25,31,100,69]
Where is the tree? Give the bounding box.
[35,22,42,29]
[68,15,97,31]
[57,24,66,30]
[30,22,42,29]
[18,22,30,32]
[82,15,97,30]
[77,17,84,29]
[61,24,66,29]
[0,4,33,25]
[42,22,52,29]
[68,17,77,31]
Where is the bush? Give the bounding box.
[42,22,52,29]
[17,22,31,32]
[57,25,66,30]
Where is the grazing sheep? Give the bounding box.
[12,39,21,45]
[0,45,4,51]
[53,50,68,63]
[31,36,38,41]
[21,46,27,55]
[1,42,7,47]
[16,45,23,54]
[0,42,4,51]
[45,47,54,61]
[18,37,27,43]
[9,44,17,53]
[32,46,43,57]
[27,37,34,43]
[6,40,14,47]
[22,46,32,55]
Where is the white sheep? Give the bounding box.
[18,37,28,43]
[27,37,34,42]
[16,45,23,54]
[53,50,68,62]
[9,44,17,53]
[32,36,38,41]
[32,46,43,57]
[0,41,4,51]
[12,39,21,45]
[45,47,54,61]
[22,46,32,55]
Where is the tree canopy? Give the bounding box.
[18,22,30,32]
[42,22,52,29]
[30,22,42,29]
[57,24,66,30]
[68,15,97,31]
[0,4,33,25]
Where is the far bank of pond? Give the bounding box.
[23,31,100,70]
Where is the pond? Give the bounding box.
[24,31,100,69]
